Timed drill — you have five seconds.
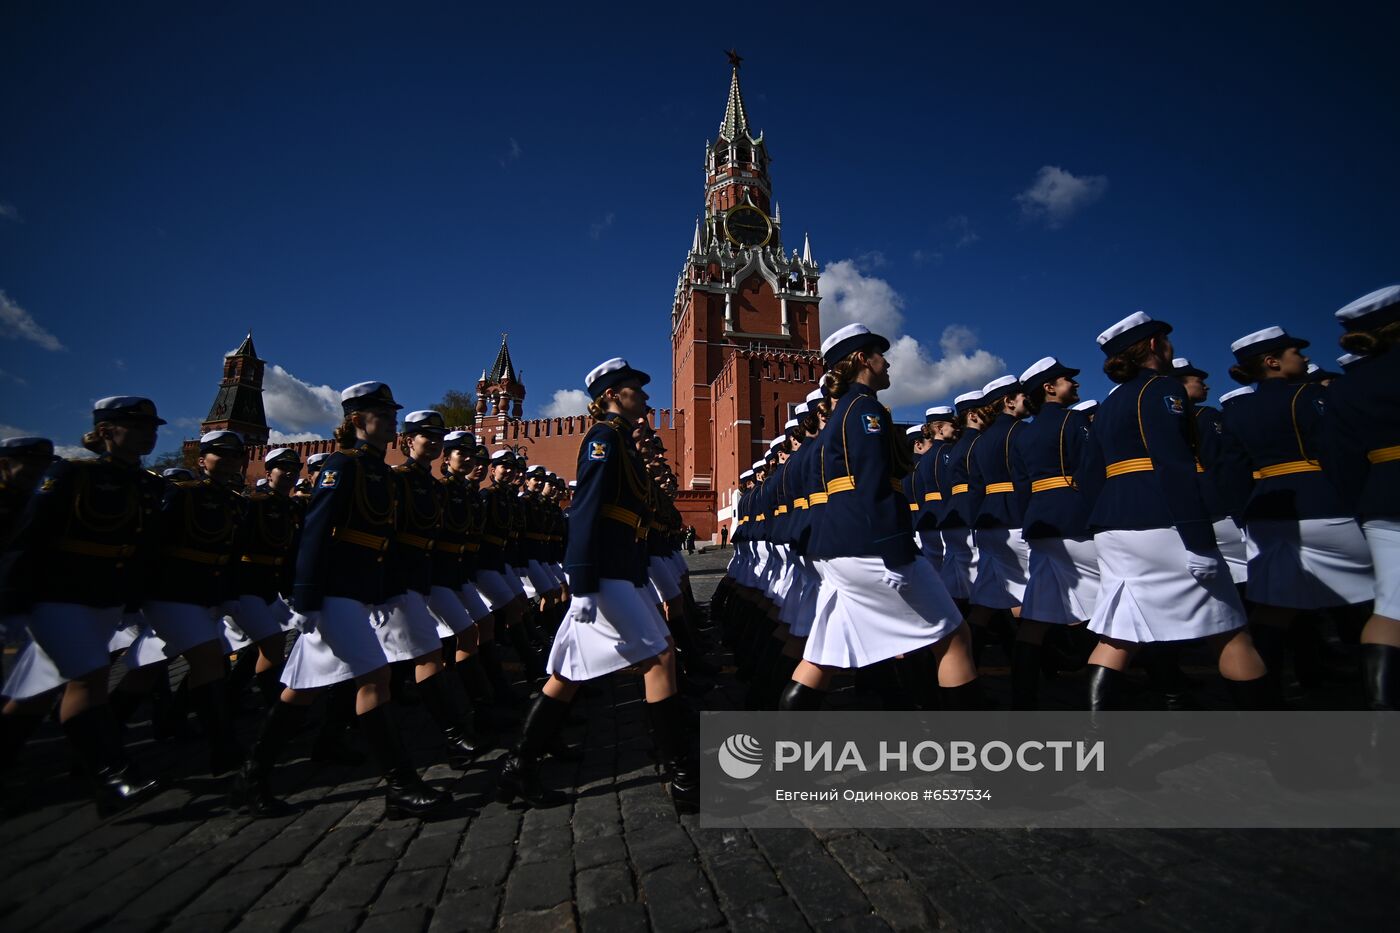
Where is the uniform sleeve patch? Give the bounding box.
[39,477,57,493]
[588,441,608,461]
[1163,396,1185,415]
[863,414,882,434]
[319,470,338,488]
[1313,398,1326,417]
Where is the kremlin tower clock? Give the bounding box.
[670,52,823,517]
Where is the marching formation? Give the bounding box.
[0,372,707,818]
[719,284,1399,718]
[1,282,1396,820]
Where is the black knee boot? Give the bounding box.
[417,672,481,768]
[496,693,571,808]
[764,652,802,711]
[940,679,983,711]
[744,637,785,710]
[479,640,522,708]
[231,701,309,817]
[777,681,826,711]
[1361,644,1399,711]
[456,654,500,741]
[223,647,259,712]
[1087,664,1123,712]
[0,711,45,771]
[1011,642,1042,711]
[1225,674,1284,711]
[646,694,699,814]
[1250,623,1290,701]
[62,705,161,815]
[188,681,244,776]
[1139,643,1200,711]
[358,704,452,819]
[312,681,365,765]
[254,667,285,712]
[108,685,146,726]
[505,620,546,681]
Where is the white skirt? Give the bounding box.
[430,585,477,637]
[939,529,977,600]
[1245,517,1375,609]
[649,555,683,602]
[1213,518,1248,585]
[1021,536,1100,625]
[751,542,773,592]
[805,556,962,668]
[1089,529,1246,643]
[126,601,225,668]
[222,594,291,651]
[526,560,560,596]
[667,552,688,579]
[378,590,446,662]
[475,569,521,610]
[546,578,671,681]
[1364,519,1400,620]
[281,596,389,689]
[108,615,143,652]
[457,582,493,622]
[770,546,798,606]
[2,638,64,700]
[970,528,1030,609]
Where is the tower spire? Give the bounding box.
[719,49,750,141]
[802,232,813,264]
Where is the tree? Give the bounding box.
[149,449,190,471]
[437,390,476,429]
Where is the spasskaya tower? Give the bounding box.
[670,52,823,531]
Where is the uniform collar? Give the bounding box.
[847,383,877,399]
[403,456,430,473]
[1040,401,1065,412]
[354,439,386,460]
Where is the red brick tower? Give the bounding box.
[671,53,822,526]
[200,332,270,445]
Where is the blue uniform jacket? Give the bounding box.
[1321,351,1400,521]
[939,428,983,529]
[0,457,163,613]
[1011,403,1092,539]
[432,473,474,589]
[1078,368,1215,552]
[806,383,918,567]
[1191,405,1246,520]
[563,414,651,594]
[969,414,1029,529]
[784,441,816,555]
[388,459,440,597]
[292,441,396,612]
[1216,379,1350,521]
[233,492,300,601]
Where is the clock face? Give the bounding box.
[724,206,771,247]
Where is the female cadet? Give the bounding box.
[967,375,1033,625]
[383,410,482,764]
[120,429,248,775]
[475,450,537,696]
[1010,356,1099,710]
[1215,326,1375,687]
[497,358,697,813]
[222,447,302,710]
[1321,285,1400,710]
[779,324,979,711]
[232,382,450,819]
[1172,358,1250,589]
[1077,313,1275,711]
[0,398,165,812]
[436,430,498,738]
[937,389,986,609]
[912,407,957,573]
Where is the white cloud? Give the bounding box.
[947,214,980,247]
[262,364,341,433]
[268,430,323,444]
[499,137,522,168]
[819,261,1005,410]
[0,423,93,459]
[855,250,888,270]
[538,389,591,419]
[0,290,64,351]
[0,202,20,222]
[1015,165,1108,228]
[589,212,615,241]
[0,368,26,385]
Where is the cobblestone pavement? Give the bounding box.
[2,549,1398,932]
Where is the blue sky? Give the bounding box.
[2,3,1397,456]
